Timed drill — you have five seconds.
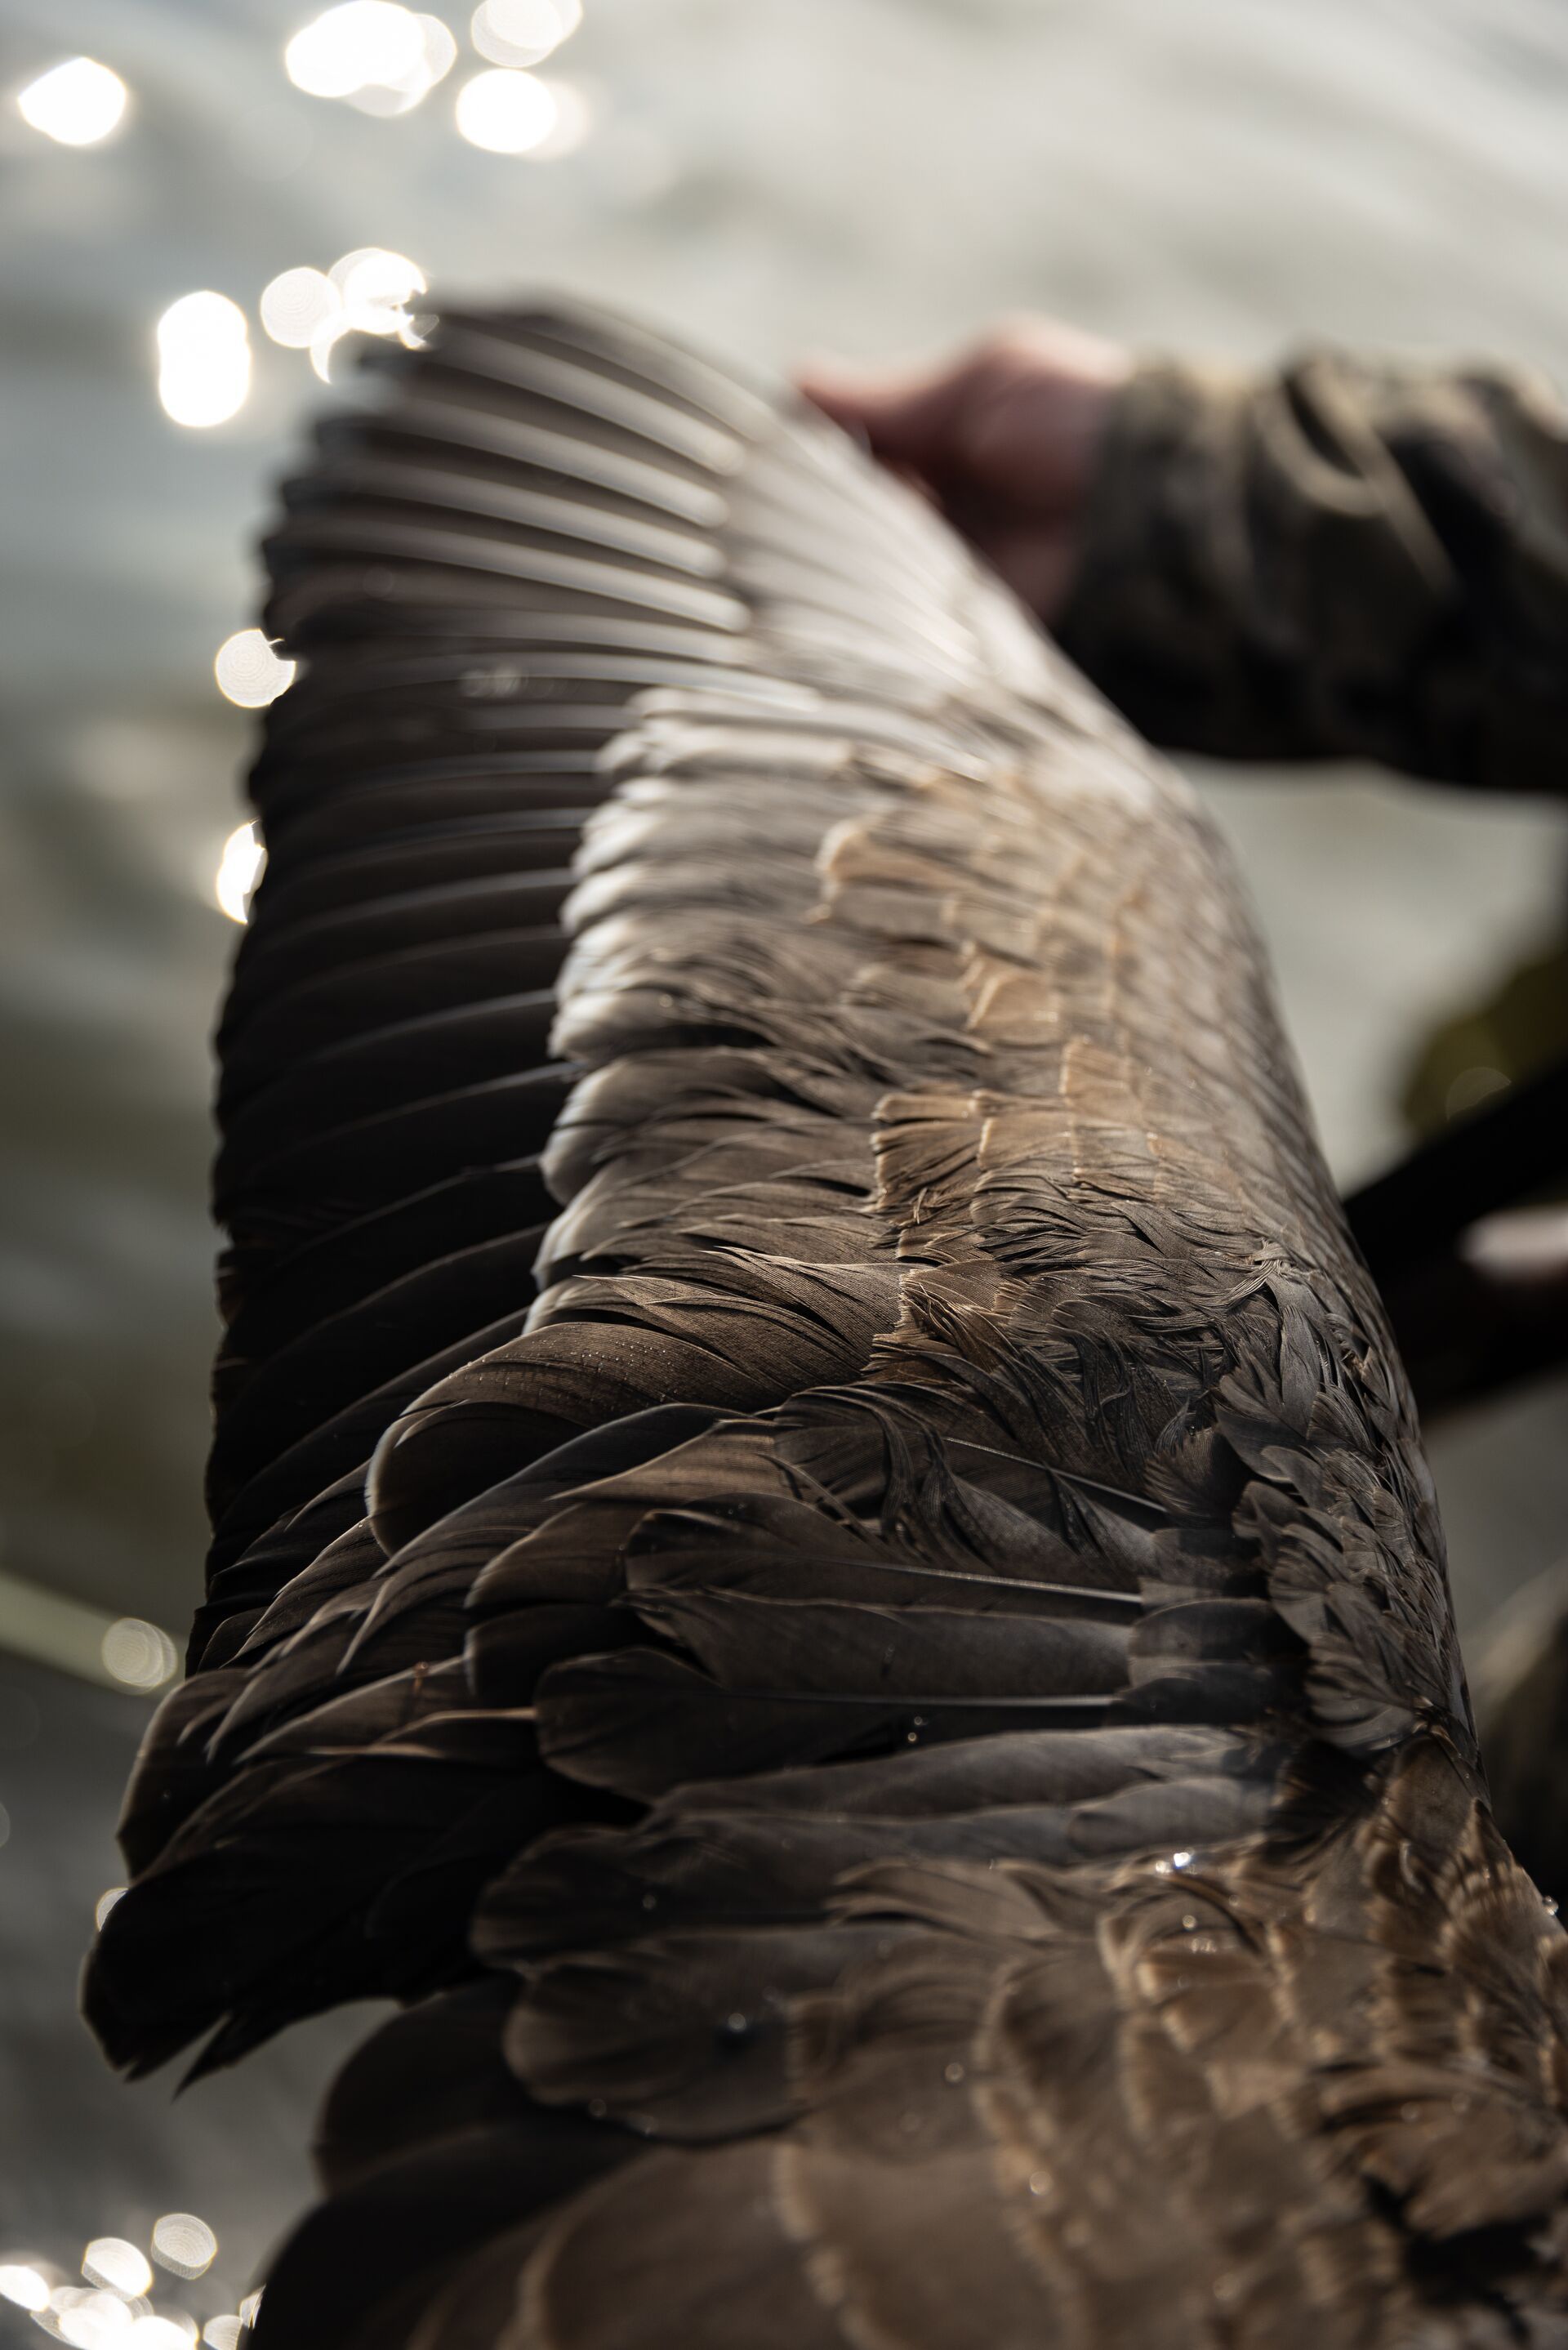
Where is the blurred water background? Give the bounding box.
[2,0,1568,2333]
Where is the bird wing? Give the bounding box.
[87,302,1568,2349]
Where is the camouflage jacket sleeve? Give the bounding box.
[1055,350,1568,792]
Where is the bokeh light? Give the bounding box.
[127,2319,195,2348]
[349,18,460,116]
[470,0,581,69]
[81,2242,153,2299]
[286,4,423,96]
[303,247,427,377]
[286,5,457,114]
[93,1888,126,1931]
[215,824,267,925]
[149,2217,216,2282]
[201,2321,243,2350]
[56,2286,139,2345]
[16,58,128,146]
[0,2265,52,2312]
[259,265,341,349]
[98,1621,178,1692]
[155,294,251,429]
[331,244,426,313]
[455,67,557,153]
[214,631,296,709]
[50,2289,122,2345]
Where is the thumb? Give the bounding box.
[796,354,969,468]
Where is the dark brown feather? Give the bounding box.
[82,299,1568,2348]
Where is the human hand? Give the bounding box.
[800,318,1132,626]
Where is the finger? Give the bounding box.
[796,353,973,470]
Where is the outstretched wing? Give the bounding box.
[85,302,1503,2346]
